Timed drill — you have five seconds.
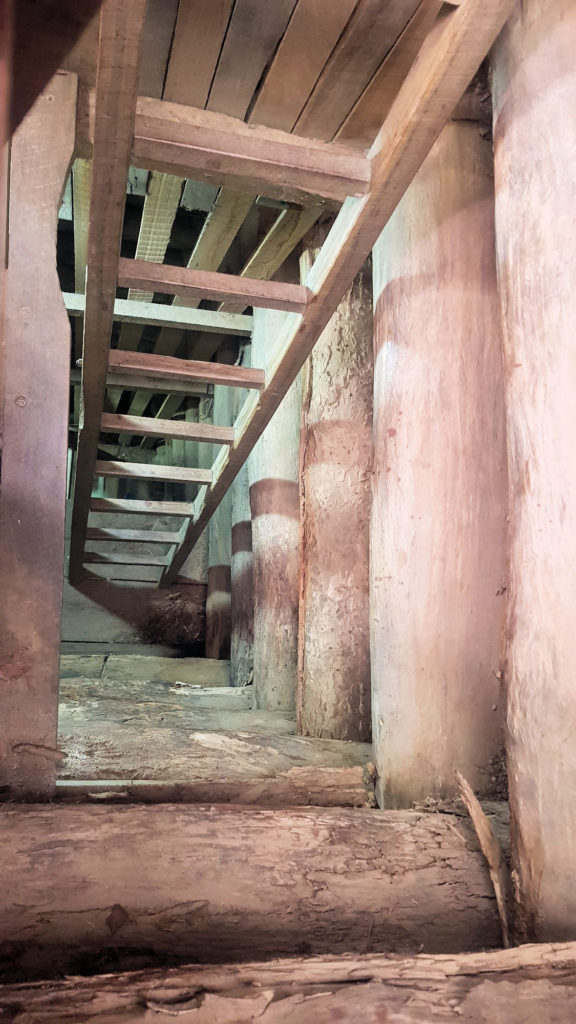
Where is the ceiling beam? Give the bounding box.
[108,349,265,391]
[64,293,253,335]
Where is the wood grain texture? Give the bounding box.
[163,0,234,108]
[108,348,265,390]
[492,0,576,942]
[249,0,359,132]
[298,252,372,742]
[118,257,308,312]
[64,292,253,334]
[294,0,421,140]
[205,379,234,660]
[101,413,235,444]
[371,122,507,807]
[94,460,212,485]
[1,942,574,1022]
[69,0,146,581]
[249,309,302,711]
[90,497,194,517]
[132,96,371,205]
[161,0,516,584]
[0,804,499,980]
[207,0,297,120]
[0,73,76,796]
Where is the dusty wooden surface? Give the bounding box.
[57,728,372,782]
[298,250,372,742]
[103,655,230,686]
[1,941,574,1023]
[55,764,374,809]
[371,122,507,807]
[492,0,576,942]
[0,805,499,980]
[0,73,76,796]
[249,308,302,711]
[60,679,252,711]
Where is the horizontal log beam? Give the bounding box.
[63,292,253,335]
[83,552,169,566]
[2,942,573,1021]
[0,804,500,981]
[132,96,370,205]
[85,528,181,544]
[117,258,308,313]
[161,0,516,584]
[89,497,194,517]
[101,413,235,445]
[94,460,212,484]
[108,349,266,391]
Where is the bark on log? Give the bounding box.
[371,121,507,807]
[491,0,576,942]
[0,805,500,980]
[249,308,302,711]
[298,247,372,741]
[1,941,574,1023]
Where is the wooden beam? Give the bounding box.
[69,0,146,582]
[90,497,194,516]
[118,258,308,313]
[108,349,265,390]
[94,461,213,484]
[2,942,574,1021]
[70,367,209,397]
[132,97,371,205]
[0,73,76,797]
[84,551,169,566]
[85,528,181,544]
[64,292,253,335]
[161,0,517,584]
[101,412,235,444]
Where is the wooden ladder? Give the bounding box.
[68,0,516,586]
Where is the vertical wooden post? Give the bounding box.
[371,121,507,807]
[231,380,254,686]
[249,307,301,710]
[492,0,576,941]
[298,245,372,741]
[0,73,76,796]
[205,342,235,660]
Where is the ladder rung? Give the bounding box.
[84,552,170,566]
[94,461,212,484]
[86,528,181,544]
[118,258,308,314]
[63,293,253,336]
[89,498,194,517]
[108,349,265,391]
[101,413,235,445]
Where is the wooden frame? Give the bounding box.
[108,349,265,390]
[64,292,253,335]
[160,0,516,585]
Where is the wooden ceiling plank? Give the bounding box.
[68,0,147,583]
[101,413,235,445]
[64,293,253,335]
[108,349,266,391]
[139,0,179,99]
[161,0,516,584]
[118,258,308,313]
[95,461,213,484]
[132,97,371,205]
[249,0,359,132]
[207,0,297,121]
[163,0,234,108]
[294,0,421,141]
[335,0,444,151]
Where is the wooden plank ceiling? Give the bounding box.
[63,0,510,584]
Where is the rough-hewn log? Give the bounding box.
[0,804,500,980]
[55,765,374,809]
[1,941,574,1022]
[0,73,76,796]
[249,308,302,710]
[371,121,507,807]
[298,247,372,741]
[492,0,576,942]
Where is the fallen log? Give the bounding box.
[0,942,574,1021]
[0,805,500,980]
